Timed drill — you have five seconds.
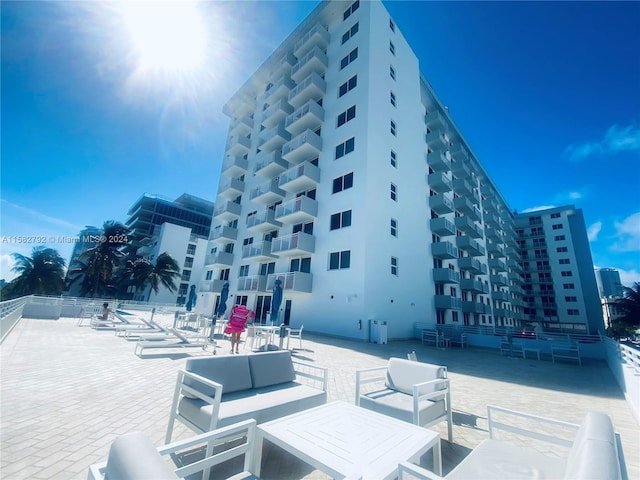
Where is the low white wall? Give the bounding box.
[605,338,640,423]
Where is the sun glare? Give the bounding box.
[122,2,208,71]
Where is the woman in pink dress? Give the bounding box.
[225,304,255,354]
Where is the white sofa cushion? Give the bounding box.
[183,355,252,397]
[104,432,177,480]
[385,357,446,395]
[248,350,296,388]
[359,388,446,426]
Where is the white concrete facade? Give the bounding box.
[200,0,602,339]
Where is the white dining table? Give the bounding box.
[252,401,442,479]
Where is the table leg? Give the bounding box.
[433,439,442,476]
[252,431,264,476]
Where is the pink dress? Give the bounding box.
[224,305,254,333]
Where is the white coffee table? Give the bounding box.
[253,401,442,479]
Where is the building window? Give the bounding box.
[565,296,577,302]
[390,120,397,136]
[341,22,359,44]
[343,0,359,20]
[239,265,249,277]
[563,283,575,289]
[184,257,194,268]
[390,183,397,201]
[290,257,311,273]
[391,256,398,275]
[389,18,395,32]
[218,268,229,281]
[551,212,561,218]
[337,106,356,127]
[340,47,358,70]
[332,172,354,193]
[339,75,358,97]
[557,246,568,252]
[390,218,398,237]
[389,41,395,55]
[568,309,580,315]
[552,223,564,230]
[561,270,573,277]
[330,210,352,230]
[329,250,351,270]
[259,262,275,276]
[335,137,355,159]
[559,258,570,264]
[554,235,565,241]
[390,65,396,80]
[390,91,396,107]
[187,244,196,255]
[390,150,397,168]
[182,270,192,281]
[205,270,213,281]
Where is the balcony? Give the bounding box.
[490,274,509,287]
[433,268,460,284]
[426,151,451,172]
[484,212,500,227]
[237,275,268,292]
[435,295,462,310]
[425,110,449,131]
[427,172,452,193]
[261,98,294,129]
[429,217,456,237]
[425,130,449,151]
[431,241,458,259]
[136,245,153,256]
[275,195,318,224]
[491,290,511,302]
[493,307,512,318]
[229,115,254,137]
[488,242,506,257]
[288,71,326,109]
[213,201,242,222]
[209,225,238,244]
[270,51,297,79]
[221,155,248,178]
[199,279,226,293]
[293,22,330,59]
[278,161,320,193]
[462,301,487,314]
[281,129,322,165]
[508,271,522,282]
[453,196,478,216]
[254,150,289,178]
[507,258,523,271]
[452,177,475,197]
[429,194,454,215]
[258,124,290,153]
[246,209,283,232]
[218,177,245,200]
[460,278,486,293]
[451,159,471,177]
[454,217,483,239]
[285,100,324,136]
[264,76,296,108]
[249,178,286,205]
[225,135,251,156]
[267,271,313,293]
[204,251,234,267]
[271,232,315,257]
[242,240,277,261]
[456,236,486,257]
[458,257,487,275]
[486,227,505,242]
[489,258,507,272]
[290,46,328,83]
[450,143,469,162]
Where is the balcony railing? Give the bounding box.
[427,172,452,193]
[199,279,226,293]
[288,71,326,109]
[267,271,313,293]
[433,268,460,284]
[270,232,315,256]
[285,100,325,136]
[275,195,318,224]
[225,135,251,156]
[278,161,320,193]
[213,201,241,221]
[229,114,254,137]
[263,76,295,108]
[455,236,486,257]
[218,177,245,200]
[242,241,276,261]
[209,225,238,243]
[430,217,456,237]
[425,130,449,151]
[426,151,451,172]
[429,194,454,215]
[431,241,458,259]
[204,251,234,267]
[261,97,294,129]
[246,209,283,232]
[249,178,286,205]
[290,45,328,83]
[293,22,330,59]
[221,155,248,178]
[425,110,449,131]
[258,124,290,153]
[254,150,289,178]
[237,275,268,292]
[281,129,322,165]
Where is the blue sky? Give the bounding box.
[2,0,639,286]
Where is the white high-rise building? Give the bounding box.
[199,0,604,338]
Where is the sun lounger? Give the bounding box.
[90,311,131,330]
[134,328,211,357]
[115,318,167,339]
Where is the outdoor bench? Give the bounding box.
[552,342,582,366]
[422,329,442,348]
[165,350,328,443]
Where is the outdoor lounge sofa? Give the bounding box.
[355,357,453,441]
[165,350,328,443]
[397,405,627,479]
[88,419,258,480]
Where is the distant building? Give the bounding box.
[595,267,624,298]
[197,0,604,337]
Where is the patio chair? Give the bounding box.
[286,325,304,350]
[87,419,258,480]
[115,317,165,338]
[134,328,211,357]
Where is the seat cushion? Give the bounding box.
[248,350,296,388]
[565,412,622,479]
[178,382,326,431]
[183,355,252,397]
[385,358,446,395]
[359,387,446,426]
[447,439,566,480]
[104,432,177,480]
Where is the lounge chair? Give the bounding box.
[134,328,212,357]
[115,317,167,339]
[90,311,131,331]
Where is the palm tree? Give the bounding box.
[7,247,66,297]
[611,282,640,338]
[130,252,181,302]
[68,221,130,297]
